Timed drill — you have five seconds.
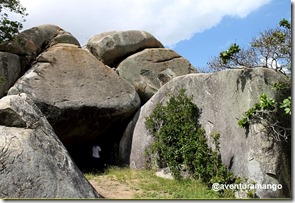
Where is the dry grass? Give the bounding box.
[84,166,234,199]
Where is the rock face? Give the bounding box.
[0,24,80,64]
[1,24,291,199]
[119,111,140,165]
[0,52,22,97]
[86,30,164,66]
[0,24,80,98]
[117,48,197,103]
[124,68,291,198]
[0,94,101,198]
[8,43,141,167]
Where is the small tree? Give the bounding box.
[208,19,291,74]
[207,19,291,142]
[0,0,27,43]
[238,92,291,142]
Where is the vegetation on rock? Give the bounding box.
[145,89,234,192]
[238,82,291,142]
[208,19,291,144]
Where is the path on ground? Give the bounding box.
[88,175,142,199]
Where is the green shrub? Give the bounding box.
[238,91,291,141]
[145,89,234,187]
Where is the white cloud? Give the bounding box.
[19,0,271,47]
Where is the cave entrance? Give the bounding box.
[60,118,130,174]
[66,136,121,173]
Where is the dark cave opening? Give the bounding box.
[54,114,133,174]
[65,132,123,173]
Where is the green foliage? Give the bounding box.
[145,89,234,189]
[280,96,291,116]
[279,18,291,29]
[238,92,291,141]
[208,19,291,74]
[272,81,290,91]
[273,81,292,116]
[272,81,291,116]
[238,94,276,128]
[219,43,241,64]
[0,0,27,43]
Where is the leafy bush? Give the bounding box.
[145,89,233,187]
[238,93,276,128]
[238,91,291,141]
[280,96,291,116]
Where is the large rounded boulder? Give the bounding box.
[8,43,140,168]
[0,24,80,63]
[0,94,102,198]
[86,30,164,66]
[122,68,291,198]
[117,48,197,103]
[0,24,80,98]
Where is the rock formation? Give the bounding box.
[8,43,141,169]
[86,30,164,67]
[0,24,80,97]
[0,24,80,63]
[0,52,22,97]
[123,68,291,198]
[117,48,197,103]
[0,24,291,199]
[0,94,101,198]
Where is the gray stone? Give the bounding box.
[0,24,80,63]
[0,94,101,198]
[86,30,164,66]
[119,111,140,165]
[50,32,80,47]
[8,43,140,153]
[0,52,22,98]
[155,168,174,180]
[155,165,191,180]
[126,68,291,198]
[117,48,197,103]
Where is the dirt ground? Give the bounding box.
[88,175,141,199]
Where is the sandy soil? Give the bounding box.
[88,175,141,199]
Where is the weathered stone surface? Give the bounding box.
[50,32,80,46]
[0,52,22,98]
[86,30,164,66]
[117,48,197,103]
[8,44,140,160]
[0,94,101,198]
[119,111,140,165]
[125,68,290,198]
[0,24,80,63]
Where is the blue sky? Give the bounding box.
[173,0,291,70]
[19,0,291,71]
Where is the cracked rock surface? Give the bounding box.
[125,68,291,198]
[117,48,197,103]
[86,30,164,67]
[0,52,23,98]
[8,43,140,150]
[0,24,80,64]
[0,94,101,198]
